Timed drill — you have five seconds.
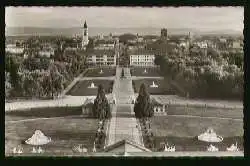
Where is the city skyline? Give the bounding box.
[6,6,243,32]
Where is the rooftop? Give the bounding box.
[95,39,115,45]
[104,139,151,153]
[128,48,156,55]
[88,49,115,56]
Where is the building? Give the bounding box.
[161,28,168,40]
[5,44,24,54]
[82,20,89,49]
[94,40,116,50]
[38,48,55,58]
[129,49,156,67]
[86,50,116,66]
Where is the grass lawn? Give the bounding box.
[131,67,162,77]
[164,105,243,119]
[5,117,100,156]
[147,116,243,152]
[84,68,116,77]
[152,136,243,152]
[66,80,114,96]
[133,79,176,95]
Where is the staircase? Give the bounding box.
[106,67,143,147]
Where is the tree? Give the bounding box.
[92,85,111,119]
[86,38,94,52]
[154,55,163,66]
[134,83,153,120]
[9,57,21,96]
[121,68,125,78]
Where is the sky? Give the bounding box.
[5,6,244,31]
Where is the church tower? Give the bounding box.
[82,20,89,49]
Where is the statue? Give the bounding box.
[207,144,219,152]
[164,143,176,152]
[99,69,103,74]
[92,142,96,152]
[227,142,239,152]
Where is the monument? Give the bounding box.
[150,81,158,88]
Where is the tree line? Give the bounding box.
[155,48,243,100]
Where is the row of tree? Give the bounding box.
[5,48,87,99]
[155,48,243,100]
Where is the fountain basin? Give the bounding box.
[25,130,51,146]
[198,128,223,143]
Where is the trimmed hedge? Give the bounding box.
[6,106,82,118]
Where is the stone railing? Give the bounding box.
[153,105,167,115]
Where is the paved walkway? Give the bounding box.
[106,67,143,146]
[60,70,88,97]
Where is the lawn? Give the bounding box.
[163,105,243,119]
[66,80,114,96]
[84,68,116,77]
[133,79,176,95]
[147,116,243,152]
[5,117,101,156]
[131,67,162,77]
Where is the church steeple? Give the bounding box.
[84,20,87,28]
[82,20,89,49]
